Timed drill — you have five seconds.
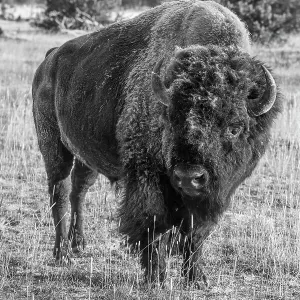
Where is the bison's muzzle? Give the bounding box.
[172,164,209,197]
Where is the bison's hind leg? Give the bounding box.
[40,137,97,260]
[68,159,98,253]
[38,132,74,262]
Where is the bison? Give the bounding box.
[32,0,281,287]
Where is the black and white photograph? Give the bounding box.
[0,0,299,299]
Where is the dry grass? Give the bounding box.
[1,20,300,299]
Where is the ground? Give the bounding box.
[0,19,300,299]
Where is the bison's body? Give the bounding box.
[32,0,281,285]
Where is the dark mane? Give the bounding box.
[165,45,281,128]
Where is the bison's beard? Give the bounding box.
[178,188,225,223]
[166,163,225,223]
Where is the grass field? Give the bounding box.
[1,19,300,299]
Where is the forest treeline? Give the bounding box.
[2,0,300,43]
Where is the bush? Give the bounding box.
[33,0,121,31]
[216,0,300,43]
[45,0,120,19]
[122,0,162,7]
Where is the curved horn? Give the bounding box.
[249,65,277,116]
[151,58,170,107]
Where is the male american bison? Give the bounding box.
[32,0,281,287]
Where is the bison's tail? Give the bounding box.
[45,47,58,58]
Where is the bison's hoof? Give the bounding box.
[71,235,85,253]
[53,246,73,266]
[55,255,73,266]
[186,279,209,290]
[185,272,210,289]
[202,273,209,288]
[143,270,167,289]
[143,279,165,290]
[194,278,210,290]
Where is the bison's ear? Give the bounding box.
[152,58,171,107]
[248,66,277,116]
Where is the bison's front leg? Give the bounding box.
[140,229,170,285]
[182,219,215,288]
[119,174,168,285]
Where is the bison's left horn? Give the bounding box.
[249,65,277,116]
[152,58,170,107]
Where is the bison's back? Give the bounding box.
[32,0,250,175]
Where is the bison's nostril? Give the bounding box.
[174,175,182,186]
[173,164,209,191]
[192,174,207,187]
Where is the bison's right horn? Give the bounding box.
[152,58,170,107]
[249,65,277,116]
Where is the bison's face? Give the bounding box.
[152,45,279,216]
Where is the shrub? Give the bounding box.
[216,0,300,43]
[45,0,120,19]
[33,0,121,30]
[122,0,162,7]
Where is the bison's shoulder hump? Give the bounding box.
[183,0,250,50]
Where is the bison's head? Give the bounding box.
[152,45,280,219]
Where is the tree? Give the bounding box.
[216,0,300,42]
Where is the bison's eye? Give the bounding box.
[160,107,169,123]
[226,124,243,138]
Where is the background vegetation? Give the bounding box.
[2,0,300,42]
[0,9,300,298]
[217,0,300,42]
[21,0,299,42]
[0,0,44,4]
[32,0,162,30]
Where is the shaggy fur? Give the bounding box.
[32,0,281,285]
